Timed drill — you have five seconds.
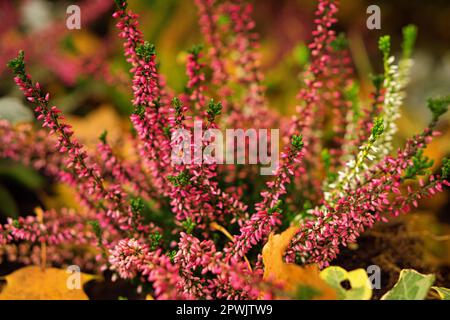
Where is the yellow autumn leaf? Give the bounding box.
[0,266,96,300]
[40,183,83,212]
[431,286,450,300]
[67,105,126,147]
[262,227,337,300]
[71,32,101,56]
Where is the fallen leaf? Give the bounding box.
[40,183,84,213]
[431,286,450,300]
[320,266,372,300]
[381,269,435,300]
[67,105,126,147]
[0,266,96,300]
[262,227,337,299]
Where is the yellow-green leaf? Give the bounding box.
[431,286,450,300]
[320,266,372,300]
[381,269,435,300]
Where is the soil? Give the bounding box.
[335,218,450,299]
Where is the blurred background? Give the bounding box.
[0,0,449,295]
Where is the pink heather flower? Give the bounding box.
[109,238,188,299]
[0,0,115,85]
[185,48,207,111]
[109,238,149,279]
[2,209,97,248]
[226,136,305,261]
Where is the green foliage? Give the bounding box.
[344,82,361,122]
[381,269,435,300]
[7,51,26,80]
[294,285,322,300]
[321,149,337,182]
[167,250,177,263]
[370,117,384,140]
[188,44,203,56]
[172,97,183,116]
[268,200,283,215]
[217,14,230,26]
[88,220,103,247]
[206,99,222,122]
[291,134,304,151]
[370,73,385,92]
[442,158,450,179]
[378,35,391,62]
[133,105,146,118]
[403,149,434,179]
[163,125,171,137]
[330,33,348,51]
[402,24,418,60]
[11,219,20,228]
[130,198,145,214]
[136,41,156,62]
[181,218,196,234]
[114,0,128,10]
[168,170,191,187]
[427,96,450,122]
[149,231,162,251]
[99,130,108,144]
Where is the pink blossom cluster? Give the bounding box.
[0,0,125,87]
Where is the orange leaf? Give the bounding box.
[262,227,337,299]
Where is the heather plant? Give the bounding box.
[0,0,449,300]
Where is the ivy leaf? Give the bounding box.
[381,269,435,300]
[262,227,337,300]
[431,286,450,300]
[0,266,96,300]
[320,266,372,300]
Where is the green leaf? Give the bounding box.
[0,184,19,218]
[381,269,435,300]
[0,164,45,190]
[402,24,417,60]
[294,285,322,300]
[431,286,450,300]
[378,35,391,61]
[320,266,372,300]
[427,96,450,122]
